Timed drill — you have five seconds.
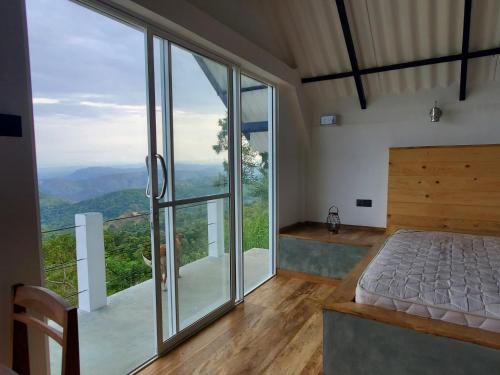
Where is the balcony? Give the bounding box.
[46,201,271,374]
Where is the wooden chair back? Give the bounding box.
[11,284,79,375]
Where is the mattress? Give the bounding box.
[356,229,500,332]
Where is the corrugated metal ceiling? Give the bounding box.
[268,0,500,100]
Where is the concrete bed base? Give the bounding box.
[324,310,500,375]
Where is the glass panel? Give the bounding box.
[26,1,155,373]
[171,44,229,200]
[240,75,272,294]
[158,207,174,340]
[176,198,231,329]
[153,37,170,201]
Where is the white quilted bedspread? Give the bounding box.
[356,230,500,332]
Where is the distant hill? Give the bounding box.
[65,166,142,181]
[39,191,70,208]
[38,164,224,202]
[38,163,229,230]
[39,169,147,203]
[40,189,149,230]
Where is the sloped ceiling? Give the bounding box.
[270,0,500,101]
[186,0,500,104]
[185,0,295,67]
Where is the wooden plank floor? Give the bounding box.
[139,274,338,375]
[280,222,386,248]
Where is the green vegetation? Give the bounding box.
[40,116,269,307]
[42,218,152,306]
[40,189,148,231]
[242,202,269,251]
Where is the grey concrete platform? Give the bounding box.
[324,310,500,375]
[50,248,270,375]
[279,237,368,279]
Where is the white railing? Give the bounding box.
[75,212,107,312]
[74,198,225,311]
[207,199,225,257]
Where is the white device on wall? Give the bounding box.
[320,114,338,126]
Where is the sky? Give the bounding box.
[26,0,228,169]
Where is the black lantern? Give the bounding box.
[326,205,341,233]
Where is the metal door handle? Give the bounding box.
[145,154,167,200]
[155,153,167,199]
[145,156,151,198]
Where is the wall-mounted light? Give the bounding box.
[320,114,338,126]
[429,101,442,122]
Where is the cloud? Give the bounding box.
[79,101,146,113]
[33,97,61,104]
[76,93,113,99]
[34,109,226,167]
[34,112,148,167]
[27,0,228,168]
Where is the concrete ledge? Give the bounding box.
[278,237,368,279]
[324,310,500,375]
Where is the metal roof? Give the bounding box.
[268,0,500,99]
[195,57,269,133]
[241,74,269,124]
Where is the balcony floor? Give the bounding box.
[50,248,271,375]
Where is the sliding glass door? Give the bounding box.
[240,74,276,294]
[149,34,235,351]
[28,0,275,371]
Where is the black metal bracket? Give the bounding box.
[335,0,366,109]
[460,0,472,101]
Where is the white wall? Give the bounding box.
[278,86,309,228]
[0,0,45,371]
[307,81,500,228]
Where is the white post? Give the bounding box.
[207,199,225,257]
[75,212,107,312]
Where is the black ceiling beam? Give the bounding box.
[241,84,267,93]
[459,0,472,100]
[302,71,354,83]
[361,53,462,75]
[302,46,500,84]
[335,0,366,109]
[469,46,500,58]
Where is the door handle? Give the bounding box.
[145,154,167,200]
[155,153,167,199]
[145,155,151,198]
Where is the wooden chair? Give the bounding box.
[3,284,80,375]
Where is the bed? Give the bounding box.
[356,229,500,333]
[323,144,500,375]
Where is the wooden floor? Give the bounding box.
[139,274,338,375]
[280,222,386,248]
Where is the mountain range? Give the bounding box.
[38,164,223,203]
[38,164,226,230]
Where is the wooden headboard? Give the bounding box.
[387,144,500,235]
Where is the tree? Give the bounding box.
[213,115,270,251]
[212,115,268,188]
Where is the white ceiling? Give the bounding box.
[270,0,500,100]
[187,0,500,102]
